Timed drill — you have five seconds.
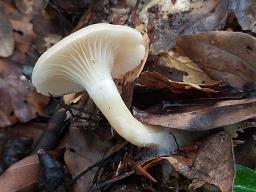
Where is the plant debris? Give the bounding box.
[0,0,256,191]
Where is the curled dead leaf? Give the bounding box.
[159,51,217,85]
[162,132,235,192]
[134,98,256,131]
[176,31,256,90]
[137,71,219,94]
[64,122,112,192]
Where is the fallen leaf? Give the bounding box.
[0,1,14,57]
[0,154,40,192]
[176,31,256,90]
[139,0,228,54]
[0,59,49,127]
[159,51,217,85]
[0,122,46,147]
[163,132,235,192]
[134,98,256,131]
[63,92,84,105]
[64,122,112,192]
[26,91,49,117]
[229,0,256,33]
[3,0,36,66]
[137,71,218,94]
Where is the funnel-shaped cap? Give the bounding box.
[32,23,145,96]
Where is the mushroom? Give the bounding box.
[32,23,170,148]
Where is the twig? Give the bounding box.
[72,144,128,182]
[88,171,134,192]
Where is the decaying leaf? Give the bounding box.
[0,154,40,192]
[163,132,235,192]
[159,51,217,85]
[0,122,46,147]
[139,0,228,54]
[229,0,256,33]
[64,123,112,192]
[134,98,256,131]
[137,71,219,94]
[0,59,49,127]
[63,92,85,105]
[176,31,256,90]
[0,1,14,57]
[3,0,37,66]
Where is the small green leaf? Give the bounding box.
[234,164,256,192]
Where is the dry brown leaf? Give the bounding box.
[2,0,37,67]
[159,51,217,85]
[134,98,256,131]
[26,91,49,117]
[64,123,112,192]
[0,1,14,57]
[176,31,256,90]
[63,92,84,105]
[0,59,49,127]
[229,0,256,32]
[0,154,40,192]
[137,71,219,94]
[162,131,235,192]
[139,0,228,54]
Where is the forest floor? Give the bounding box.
[0,0,256,192]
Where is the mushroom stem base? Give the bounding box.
[83,77,172,149]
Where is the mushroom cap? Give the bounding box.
[32,23,145,96]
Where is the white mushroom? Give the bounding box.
[32,23,170,148]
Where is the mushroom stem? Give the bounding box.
[82,76,170,147]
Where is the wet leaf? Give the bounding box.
[163,132,235,192]
[134,98,256,131]
[0,154,40,192]
[234,164,256,192]
[229,0,256,33]
[176,31,256,90]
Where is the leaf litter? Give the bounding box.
[0,0,256,191]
